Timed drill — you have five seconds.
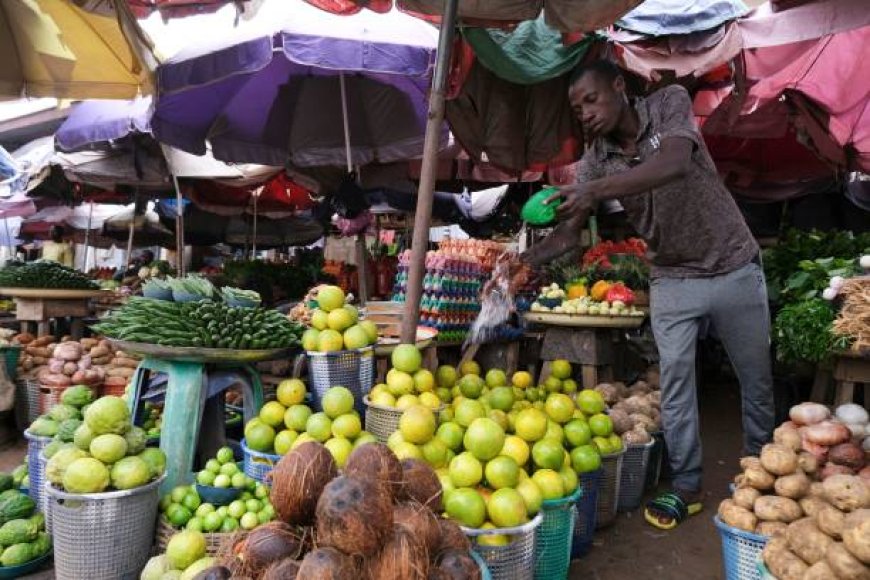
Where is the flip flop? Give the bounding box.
[644,491,703,530]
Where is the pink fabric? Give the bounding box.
[739,0,870,49]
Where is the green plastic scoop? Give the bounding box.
[521,187,562,226]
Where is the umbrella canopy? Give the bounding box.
[0,0,147,99]
[151,0,443,168]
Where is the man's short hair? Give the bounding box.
[569,60,623,86]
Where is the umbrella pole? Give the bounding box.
[83,202,94,272]
[339,73,352,174]
[399,0,459,343]
[172,175,185,276]
[125,217,135,270]
[252,192,258,259]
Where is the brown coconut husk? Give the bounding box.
[435,518,471,554]
[316,474,393,556]
[237,522,305,573]
[399,459,443,512]
[271,441,338,526]
[436,549,481,580]
[393,501,441,554]
[366,526,430,580]
[261,558,301,580]
[189,566,232,580]
[297,547,357,580]
[343,442,404,501]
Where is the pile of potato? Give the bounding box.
[15,334,140,389]
[596,366,662,445]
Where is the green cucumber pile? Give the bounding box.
[0,261,98,290]
[92,297,302,349]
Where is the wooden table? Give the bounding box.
[0,288,109,338]
[810,350,870,405]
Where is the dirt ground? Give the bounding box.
[1,376,744,580]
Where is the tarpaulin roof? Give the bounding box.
[615,0,748,36]
[184,173,316,218]
[0,0,147,99]
[737,0,870,48]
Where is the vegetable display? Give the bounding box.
[92,297,303,349]
[773,299,849,363]
[0,490,50,569]
[0,260,98,290]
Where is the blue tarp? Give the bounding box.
[616,0,748,36]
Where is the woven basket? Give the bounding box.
[101,382,128,398]
[595,449,625,529]
[534,487,581,579]
[14,378,41,430]
[714,516,769,580]
[154,514,244,556]
[241,438,281,484]
[464,513,543,580]
[571,469,601,558]
[617,439,655,512]
[306,347,374,415]
[364,396,444,444]
[37,384,67,416]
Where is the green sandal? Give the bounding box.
[644,491,703,530]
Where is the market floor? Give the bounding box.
[1,378,743,580]
[570,379,742,580]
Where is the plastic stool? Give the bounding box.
[126,358,264,494]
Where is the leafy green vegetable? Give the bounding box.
[0,260,98,290]
[780,257,859,304]
[773,298,851,363]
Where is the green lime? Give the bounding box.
[182,492,201,512]
[216,447,234,464]
[231,473,247,489]
[240,491,253,501]
[205,459,222,474]
[240,512,259,530]
[254,484,269,499]
[195,503,215,518]
[166,504,192,527]
[170,486,189,504]
[261,505,275,520]
[213,474,231,488]
[216,506,229,519]
[228,500,246,520]
[257,510,271,525]
[219,463,239,477]
[186,517,203,532]
[220,517,239,533]
[203,512,223,532]
[196,470,216,486]
[245,499,262,513]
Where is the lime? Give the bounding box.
[182,492,201,512]
[170,485,189,504]
[463,418,505,461]
[167,504,192,527]
[245,499,262,513]
[228,500,246,520]
[445,488,486,528]
[195,503,215,518]
[231,472,248,489]
[254,484,269,500]
[216,507,229,519]
[213,474,231,488]
[196,470,216,486]
[487,488,527,528]
[186,517,203,532]
[216,446,234,464]
[484,456,520,489]
[202,512,222,532]
[240,512,259,530]
[219,462,239,477]
[220,517,240,533]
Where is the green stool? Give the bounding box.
[126,357,264,494]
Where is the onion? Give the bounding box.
[845,423,867,439]
[820,463,855,480]
[789,402,830,426]
[822,287,838,301]
[829,442,866,470]
[836,404,869,426]
[864,436,870,453]
[804,421,851,447]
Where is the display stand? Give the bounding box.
[810,350,870,405]
[0,289,108,338]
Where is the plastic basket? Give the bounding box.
[470,550,493,580]
[534,487,581,579]
[644,431,665,491]
[306,347,374,414]
[713,515,768,580]
[154,514,245,555]
[101,382,128,398]
[571,469,602,558]
[595,449,625,529]
[617,439,655,512]
[48,474,165,580]
[24,430,51,513]
[14,378,40,431]
[363,396,444,444]
[756,556,776,580]
[463,513,543,580]
[241,438,280,484]
[0,345,21,381]
[37,383,67,415]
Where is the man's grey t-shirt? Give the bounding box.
[579,85,758,279]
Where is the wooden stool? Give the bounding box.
[539,327,615,387]
[832,353,870,406]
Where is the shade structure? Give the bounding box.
[185,173,315,219]
[0,0,147,99]
[614,0,748,36]
[151,0,443,168]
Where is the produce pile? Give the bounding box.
[366,345,443,411]
[0,260,98,290]
[7,461,28,491]
[594,369,663,445]
[244,380,377,464]
[0,488,50,569]
[92,297,303,349]
[833,276,870,353]
[160,447,275,534]
[299,285,379,352]
[384,358,623,532]
[141,529,216,580]
[530,281,645,317]
[156,441,483,580]
[40,395,167,494]
[26,385,95,440]
[782,402,868,480]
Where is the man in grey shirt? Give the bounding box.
[515,60,774,529]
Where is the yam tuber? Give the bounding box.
[718,499,757,532]
[785,517,833,564]
[774,471,811,500]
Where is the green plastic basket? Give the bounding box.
[521,187,561,226]
[0,346,22,381]
[534,486,582,579]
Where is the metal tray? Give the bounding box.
[108,340,296,363]
[523,312,645,328]
[0,288,108,299]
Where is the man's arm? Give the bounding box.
[521,213,587,268]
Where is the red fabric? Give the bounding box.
[126,0,245,18]
[188,174,314,215]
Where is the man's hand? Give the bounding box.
[544,182,597,220]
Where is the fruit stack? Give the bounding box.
[300,285,379,353]
[392,242,497,343]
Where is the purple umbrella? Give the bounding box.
[150,0,443,168]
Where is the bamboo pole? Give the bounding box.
[399,0,459,343]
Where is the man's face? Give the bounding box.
[568,72,625,140]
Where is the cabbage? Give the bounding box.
[42,440,64,460]
[73,423,94,451]
[110,457,150,490]
[124,426,147,455]
[89,434,127,464]
[61,386,95,408]
[27,417,58,438]
[138,448,166,479]
[48,404,80,423]
[84,396,130,435]
[46,447,89,485]
[62,458,109,493]
[56,418,82,442]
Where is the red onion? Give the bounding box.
[789,402,830,426]
[829,442,865,470]
[859,466,870,482]
[801,437,829,463]
[804,421,851,447]
[820,463,855,480]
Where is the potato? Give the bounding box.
[718,499,757,532]
[798,452,819,475]
[761,443,800,476]
[823,475,870,512]
[816,503,846,540]
[763,536,809,580]
[774,425,803,452]
[799,497,829,519]
[733,486,761,510]
[743,466,776,491]
[775,471,811,500]
[741,456,763,471]
[754,496,803,523]
[756,521,788,537]
[826,541,870,580]
[786,517,833,564]
[809,482,826,499]
[842,509,870,564]
[803,560,836,580]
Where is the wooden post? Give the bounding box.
[400,0,459,343]
[356,233,368,306]
[172,175,185,276]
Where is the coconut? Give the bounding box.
[316,475,393,556]
[436,549,481,580]
[622,426,652,445]
[343,442,403,500]
[435,518,470,554]
[400,459,443,512]
[622,395,653,417]
[366,526,429,580]
[629,413,657,433]
[271,442,337,526]
[239,522,304,571]
[647,390,661,407]
[608,409,633,435]
[190,566,232,580]
[393,501,441,553]
[261,558,301,580]
[296,548,356,580]
[593,383,620,405]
